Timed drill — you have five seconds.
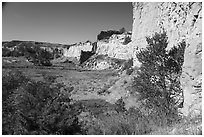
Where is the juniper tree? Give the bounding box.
[133,31,186,116]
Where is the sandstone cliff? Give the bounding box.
[96,32,133,60]
[63,41,93,63]
[131,2,202,117]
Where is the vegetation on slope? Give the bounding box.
[97,27,127,41]
[2,41,61,66]
[133,31,186,120]
[2,31,201,135]
[2,70,82,135]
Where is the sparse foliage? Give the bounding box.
[97,28,126,41]
[133,31,186,118]
[119,27,126,34]
[2,71,83,135]
[2,42,53,66]
[25,46,53,66]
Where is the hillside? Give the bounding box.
[2,2,202,135]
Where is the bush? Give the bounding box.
[97,28,126,41]
[2,70,29,134]
[115,98,126,113]
[119,27,126,34]
[2,47,12,57]
[121,58,133,71]
[2,71,83,135]
[25,46,53,66]
[133,30,186,120]
[79,108,154,135]
[2,42,53,66]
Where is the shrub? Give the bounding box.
[2,70,29,134]
[120,58,133,72]
[115,98,126,113]
[79,108,154,135]
[97,28,126,41]
[2,42,53,66]
[2,71,83,135]
[78,99,116,116]
[119,27,126,34]
[25,46,53,66]
[2,47,12,57]
[53,48,63,59]
[133,30,186,121]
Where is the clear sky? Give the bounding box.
[2,2,132,44]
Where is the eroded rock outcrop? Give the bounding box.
[96,32,133,60]
[79,32,133,70]
[131,2,202,117]
[82,54,127,70]
[62,41,94,64]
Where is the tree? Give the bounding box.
[97,30,121,41]
[25,46,53,66]
[133,31,186,117]
[119,27,126,34]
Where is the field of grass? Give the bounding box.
[2,57,120,101]
[2,57,202,135]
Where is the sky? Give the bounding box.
[2,2,132,44]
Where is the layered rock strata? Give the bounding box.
[96,32,133,60]
[63,41,93,63]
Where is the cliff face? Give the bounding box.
[63,41,93,62]
[132,2,202,117]
[96,33,133,60]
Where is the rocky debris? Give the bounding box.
[81,54,127,70]
[131,2,202,117]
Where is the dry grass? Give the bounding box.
[149,115,202,135]
[3,58,202,135]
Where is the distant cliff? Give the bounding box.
[96,32,132,60]
[62,41,94,64]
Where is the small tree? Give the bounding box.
[25,46,53,66]
[133,31,186,117]
[119,27,126,34]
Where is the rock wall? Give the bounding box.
[61,33,133,64]
[62,41,93,62]
[96,33,133,60]
[131,2,202,117]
